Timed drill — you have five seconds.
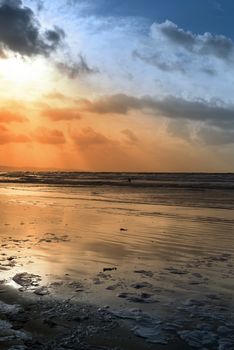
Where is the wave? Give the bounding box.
[0,172,234,190]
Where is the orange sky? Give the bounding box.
[0,89,230,171]
[0,64,232,171]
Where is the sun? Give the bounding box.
[0,56,46,83]
[0,55,53,100]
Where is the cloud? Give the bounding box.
[0,124,30,144]
[1,0,22,8]
[55,55,98,79]
[133,20,234,80]
[72,127,109,150]
[167,119,192,142]
[121,129,139,144]
[133,50,186,73]
[0,0,65,57]
[34,127,66,144]
[44,91,69,101]
[30,0,44,12]
[82,94,234,130]
[41,107,81,121]
[71,126,143,171]
[81,94,143,114]
[0,109,27,123]
[148,96,234,129]
[153,20,234,60]
[3,133,31,144]
[198,126,234,145]
[156,21,195,50]
[0,47,6,58]
[0,124,7,131]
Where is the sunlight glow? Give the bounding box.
[0,57,46,83]
[0,56,53,100]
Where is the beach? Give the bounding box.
[0,173,233,349]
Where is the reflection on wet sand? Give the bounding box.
[0,183,234,349]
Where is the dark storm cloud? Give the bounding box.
[0,0,65,57]
[82,94,234,130]
[55,55,98,79]
[1,0,22,8]
[155,20,234,60]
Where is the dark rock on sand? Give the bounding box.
[103,267,117,272]
[34,286,50,296]
[13,273,42,288]
[117,292,158,303]
[131,282,152,289]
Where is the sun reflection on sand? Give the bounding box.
[0,184,233,287]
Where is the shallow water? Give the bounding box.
[0,176,234,348]
[0,180,233,307]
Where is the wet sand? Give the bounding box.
[0,183,234,349]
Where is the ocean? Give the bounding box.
[1,171,234,209]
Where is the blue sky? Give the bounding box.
[77,0,234,39]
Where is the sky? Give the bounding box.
[0,0,234,172]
